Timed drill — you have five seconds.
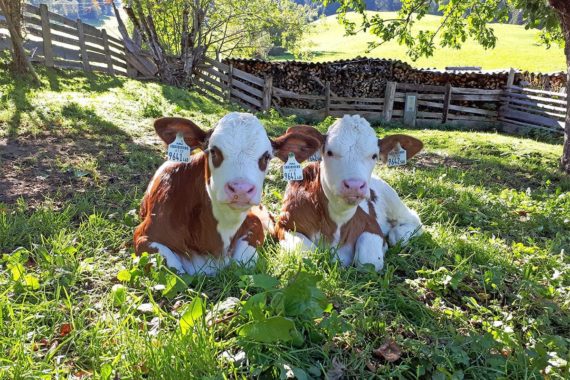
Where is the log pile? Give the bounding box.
[225,57,567,97]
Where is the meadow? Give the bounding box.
[1,64,569,379]
[279,12,567,73]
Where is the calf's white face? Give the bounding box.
[284,115,424,214]
[154,112,321,212]
[206,113,273,210]
[321,115,379,206]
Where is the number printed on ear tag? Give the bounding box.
[308,151,321,162]
[283,152,303,181]
[167,132,192,163]
[387,146,407,167]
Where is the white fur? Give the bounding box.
[320,115,379,225]
[206,112,273,208]
[368,177,422,246]
[280,231,317,252]
[232,238,258,268]
[335,244,354,267]
[149,242,185,274]
[354,232,387,271]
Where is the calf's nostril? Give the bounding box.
[359,183,366,190]
[228,184,235,193]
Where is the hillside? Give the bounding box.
[1,65,569,378]
[283,12,566,72]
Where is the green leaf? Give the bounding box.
[162,273,189,299]
[24,274,40,290]
[242,292,267,321]
[180,297,205,335]
[100,363,112,380]
[8,263,25,281]
[241,274,279,290]
[111,284,127,307]
[282,272,328,318]
[238,316,295,343]
[117,269,131,282]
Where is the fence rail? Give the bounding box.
[0,4,127,75]
[193,60,566,134]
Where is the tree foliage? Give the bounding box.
[325,0,563,61]
[128,0,314,60]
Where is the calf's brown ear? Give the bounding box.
[378,134,423,163]
[272,125,325,162]
[154,117,210,148]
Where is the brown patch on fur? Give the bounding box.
[275,163,384,250]
[134,152,263,259]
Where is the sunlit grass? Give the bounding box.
[1,66,569,379]
[281,11,566,73]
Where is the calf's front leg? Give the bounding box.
[354,232,387,272]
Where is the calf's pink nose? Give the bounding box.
[342,179,367,192]
[224,179,256,203]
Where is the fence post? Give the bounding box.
[39,4,54,68]
[403,93,418,126]
[101,30,114,75]
[506,68,516,88]
[325,81,331,117]
[262,75,273,111]
[383,82,396,122]
[76,19,90,72]
[226,64,233,102]
[442,83,452,124]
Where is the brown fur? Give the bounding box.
[275,163,383,249]
[134,152,264,258]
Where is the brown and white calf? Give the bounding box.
[275,115,424,271]
[134,112,318,275]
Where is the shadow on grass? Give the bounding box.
[0,101,163,209]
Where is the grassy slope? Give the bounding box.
[279,12,566,73]
[1,65,569,379]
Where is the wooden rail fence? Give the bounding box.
[0,4,128,75]
[1,5,566,135]
[194,62,566,134]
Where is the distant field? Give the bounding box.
[279,12,566,73]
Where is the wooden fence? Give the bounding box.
[0,4,128,75]
[194,61,565,134]
[1,5,566,135]
[500,85,567,134]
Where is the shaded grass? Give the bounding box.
[0,67,569,379]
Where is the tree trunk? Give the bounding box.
[560,19,570,174]
[549,0,570,174]
[0,0,39,82]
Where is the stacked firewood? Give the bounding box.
[226,57,567,96]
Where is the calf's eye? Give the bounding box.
[258,151,271,171]
[326,150,333,157]
[372,154,378,160]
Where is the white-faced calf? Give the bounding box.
[275,115,424,271]
[134,112,319,275]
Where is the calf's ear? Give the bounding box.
[378,134,423,163]
[272,125,325,162]
[154,117,210,148]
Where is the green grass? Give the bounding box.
[1,63,569,379]
[276,12,567,73]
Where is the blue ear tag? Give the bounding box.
[283,153,303,181]
[167,132,192,163]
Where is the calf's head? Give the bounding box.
[154,112,319,211]
[288,115,423,207]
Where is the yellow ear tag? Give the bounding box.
[283,152,303,181]
[167,132,192,163]
[387,145,407,167]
